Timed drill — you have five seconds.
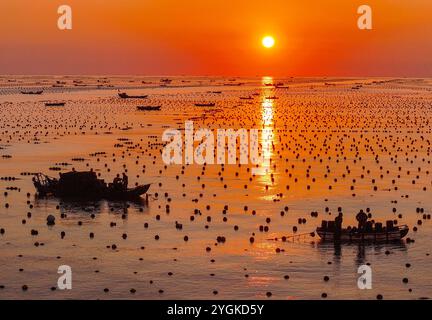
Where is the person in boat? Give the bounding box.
[334,212,343,241]
[122,173,128,189]
[356,209,368,232]
[112,174,123,191]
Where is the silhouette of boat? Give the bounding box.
[195,103,216,107]
[45,102,66,107]
[21,90,43,95]
[118,92,148,99]
[137,106,161,111]
[316,223,409,242]
[33,171,150,200]
[223,83,243,86]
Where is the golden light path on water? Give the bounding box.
[254,77,276,190]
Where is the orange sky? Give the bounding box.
[0,0,431,76]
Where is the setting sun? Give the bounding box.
[262,36,275,48]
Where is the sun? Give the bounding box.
[262,36,275,48]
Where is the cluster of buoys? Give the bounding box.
[0,77,431,299]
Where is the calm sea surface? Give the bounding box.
[0,76,431,299]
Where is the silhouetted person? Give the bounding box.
[113,174,122,190]
[122,173,128,189]
[356,210,368,232]
[334,212,343,241]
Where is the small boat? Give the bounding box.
[45,102,66,107]
[33,171,150,201]
[195,103,216,107]
[105,184,151,200]
[137,106,161,111]
[240,96,253,100]
[223,83,243,86]
[316,223,409,243]
[266,96,278,100]
[118,92,148,99]
[21,90,43,95]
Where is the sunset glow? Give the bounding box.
[0,0,431,76]
[0,0,432,305]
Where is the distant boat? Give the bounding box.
[275,82,288,88]
[45,102,66,107]
[223,82,243,86]
[118,92,148,99]
[195,103,216,107]
[21,90,43,95]
[160,78,172,83]
[240,96,253,100]
[266,96,278,100]
[316,220,409,243]
[137,106,161,111]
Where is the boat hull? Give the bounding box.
[136,106,161,111]
[316,226,409,242]
[104,184,151,200]
[118,93,148,99]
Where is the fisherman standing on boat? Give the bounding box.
[356,209,368,232]
[122,173,128,190]
[113,174,122,191]
[334,212,343,241]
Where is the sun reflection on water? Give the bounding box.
[254,77,276,185]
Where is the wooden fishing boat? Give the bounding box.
[195,103,216,107]
[223,83,243,86]
[316,225,409,242]
[136,106,161,111]
[104,184,151,200]
[118,92,148,99]
[33,172,150,200]
[21,90,43,95]
[45,102,66,107]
